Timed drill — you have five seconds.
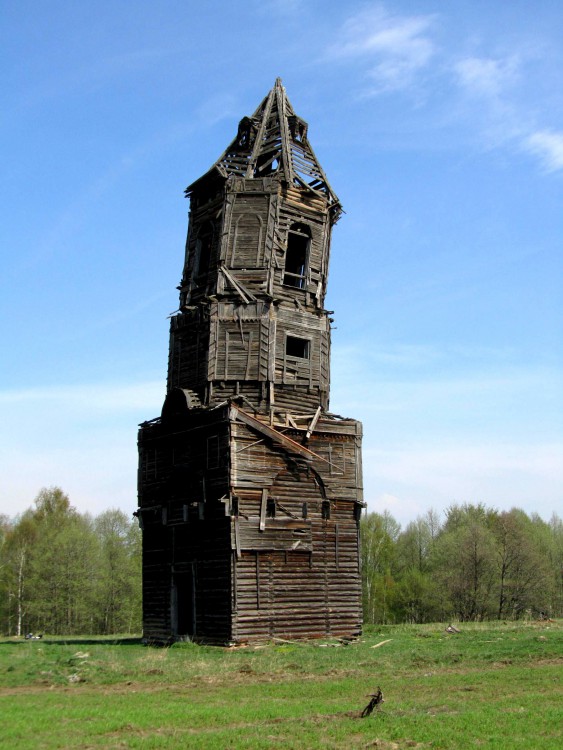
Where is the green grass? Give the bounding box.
[1,621,561,749]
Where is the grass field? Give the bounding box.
[1,620,561,749]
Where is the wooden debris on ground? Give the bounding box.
[370,639,393,648]
[361,687,385,717]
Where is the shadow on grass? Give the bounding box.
[1,637,143,647]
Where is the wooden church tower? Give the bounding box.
[137,79,364,643]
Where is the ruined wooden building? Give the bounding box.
[137,79,364,643]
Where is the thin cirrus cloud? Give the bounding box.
[453,54,560,162]
[453,55,519,99]
[326,6,563,173]
[523,130,563,172]
[326,5,436,93]
[455,56,563,172]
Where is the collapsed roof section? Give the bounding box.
[187,78,340,210]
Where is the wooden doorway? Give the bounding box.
[171,564,196,638]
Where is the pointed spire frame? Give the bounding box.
[188,79,341,213]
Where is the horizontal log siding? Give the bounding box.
[230,415,362,642]
[269,387,328,413]
[168,309,210,395]
[232,519,361,641]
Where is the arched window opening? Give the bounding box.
[231,213,263,267]
[283,223,310,288]
[195,221,214,278]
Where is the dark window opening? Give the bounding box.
[321,500,331,520]
[267,498,276,518]
[236,117,257,149]
[288,115,308,142]
[255,151,279,176]
[231,496,239,517]
[195,222,214,277]
[283,223,310,288]
[302,502,308,519]
[207,435,220,469]
[286,335,310,359]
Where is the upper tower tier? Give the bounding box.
[169,80,341,412]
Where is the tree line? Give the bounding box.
[361,504,563,624]
[1,489,562,635]
[0,487,141,636]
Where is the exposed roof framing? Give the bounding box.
[189,78,339,208]
[229,405,318,462]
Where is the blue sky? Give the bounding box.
[1,0,561,526]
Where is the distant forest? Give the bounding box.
[0,488,141,637]
[1,488,561,636]
[361,504,562,624]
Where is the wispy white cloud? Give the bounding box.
[324,7,563,173]
[448,53,529,151]
[327,5,436,94]
[523,129,563,172]
[454,55,519,98]
[450,54,563,173]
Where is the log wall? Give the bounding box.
[138,404,362,643]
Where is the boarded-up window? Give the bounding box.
[220,327,259,380]
[231,213,264,267]
[194,221,214,277]
[328,444,346,475]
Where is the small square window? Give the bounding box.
[286,335,310,359]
